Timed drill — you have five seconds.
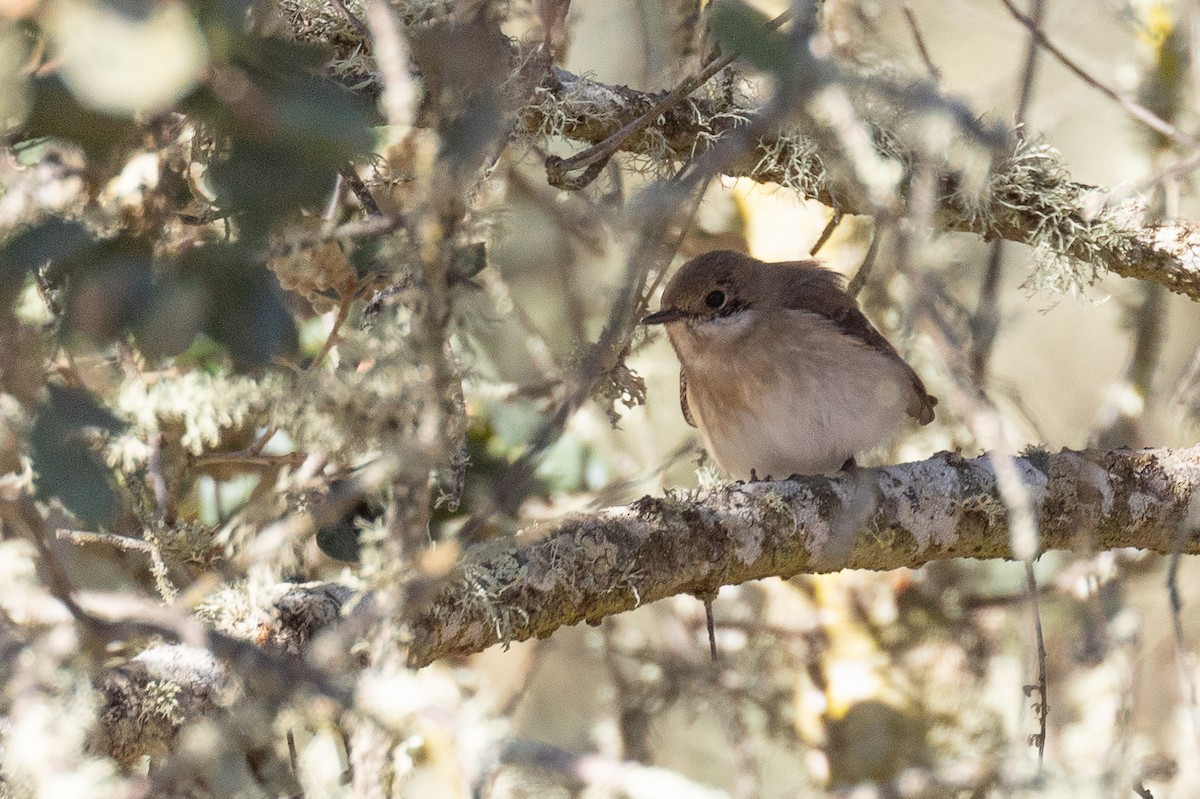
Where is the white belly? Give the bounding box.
[680,312,914,480]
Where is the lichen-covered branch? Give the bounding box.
[521,68,1200,300]
[277,6,1200,300]
[408,445,1200,666]
[86,446,1200,756]
[87,584,357,767]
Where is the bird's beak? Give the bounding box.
[642,308,688,325]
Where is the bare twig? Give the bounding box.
[972,0,1047,379]
[147,432,174,524]
[1012,0,1047,134]
[996,0,1200,150]
[704,597,717,660]
[845,217,881,297]
[546,8,796,190]
[190,451,308,468]
[808,209,843,255]
[56,528,155,554]
[970,240,1005,379]
[329,0,369,40]
[341,168,383,217]
[901,3,941,83]
[1168,504,1200,749]
[1024,559,1048,766]
[310,289,358,372]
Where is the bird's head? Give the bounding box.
[642,250,761,336]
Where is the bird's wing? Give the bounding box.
[679,368,697,427]
[776,262,938,425]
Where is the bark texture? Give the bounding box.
[408,445,1200,666]
[521,68,1200,300]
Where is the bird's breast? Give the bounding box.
[677,311,914,480]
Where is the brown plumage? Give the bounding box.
[644,250,936,478]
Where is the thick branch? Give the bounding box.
[409,445,1200,666]
[522,68,1200,300]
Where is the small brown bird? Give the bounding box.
[644,250,936,480]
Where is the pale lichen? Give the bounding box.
[879,458,964,550]
[108,371,287,472]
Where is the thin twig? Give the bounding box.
[340,167,383,217]
[309,289,358,372]
[546,8,795,190]
[971,0,1046,381]
[704,598,717,660]
[808,210,843,255]
[1168,506,1200,749]
[845,216,881,297]
[147,432,174,524]
[1024,559,1048,767]
[56,528,155,554]
[901,2,941,82]
[56,527,176,603]
[191,452,308,468]
[1012,0,1047,134]
[996,0,1200,149]
[329,0,370,39]
[970,240,1005,379]
[323,172,345,223]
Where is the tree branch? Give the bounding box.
[521,68,1200,300]
[408,445,1200,666]
[278,9,1200,300]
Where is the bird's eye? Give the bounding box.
[704,290,726,309]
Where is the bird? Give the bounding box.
[643,250,936,481]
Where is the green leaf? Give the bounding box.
[190,0,255,43]
[316,481,373,562]
[711,1,794,78]
[59,236,157,344]
[0,217,93,274]
[185,38,377,240]
[451,242,488,279]
[316,518,362,562]
[22,77,136,161]
[0,217,93,305]
[175,244,298,367]
[45,384,126,432]
[205,138,343,240]
[30,388,122,526]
